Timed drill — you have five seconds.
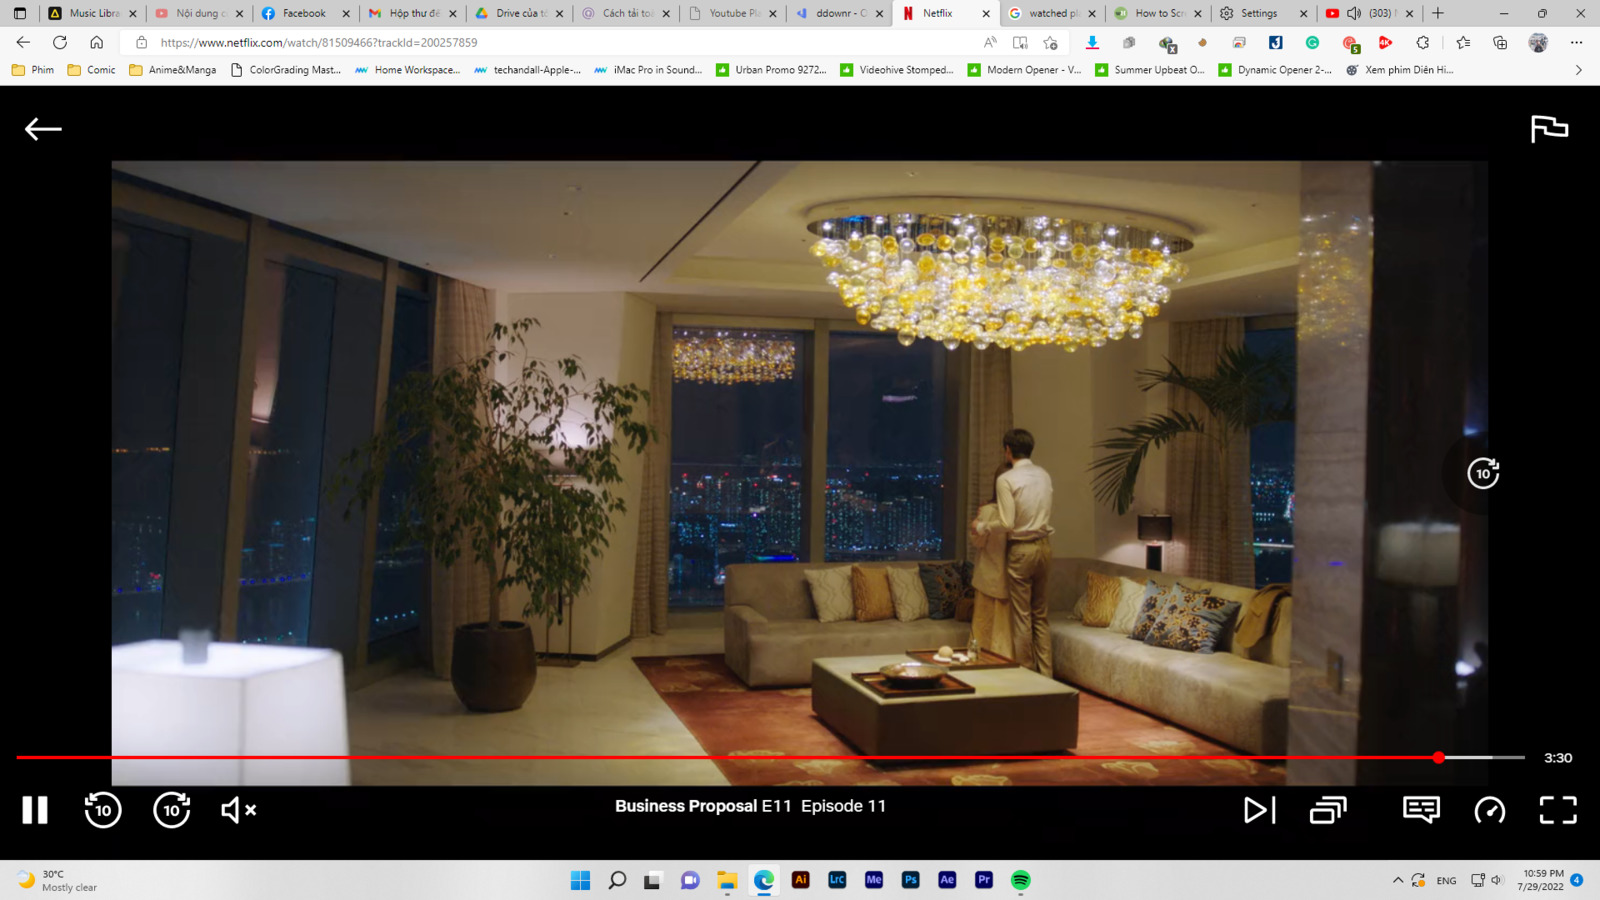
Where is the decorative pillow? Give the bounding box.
[886,567,930,622]
[1071,593,1089,620]
[851,566,895,622]
[1109,578,1155,635]
[1081,571,1123,627]
[955,588,976,622]
[1129,582,1212,641]
[804,567,856,624]
[919,561,973,620]
[1143,587,1239,654]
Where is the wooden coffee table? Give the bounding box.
[811,654,1079,756]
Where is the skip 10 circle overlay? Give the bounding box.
[566,869,1034,891]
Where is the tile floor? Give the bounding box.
[345,627,731,786]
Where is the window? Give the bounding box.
[369,285,433,645]
[825,332,948,563]
[237,262,338,645]
[1246,326,1296,589]
[668,328,806,608]
[111,222,189,643]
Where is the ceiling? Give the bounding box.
[113,160,1302,322]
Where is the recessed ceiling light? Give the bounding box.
[905,171,918,177]
[548,254,557,260]
[566,185,582,193]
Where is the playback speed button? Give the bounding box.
[1474,796,1506,823]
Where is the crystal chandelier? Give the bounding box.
[673,329,797,385]
[808,209,1193,352]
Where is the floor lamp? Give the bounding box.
[538,593,579,668]
[1139,514,1173,572]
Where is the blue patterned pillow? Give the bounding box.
[1143,588,1240,654]
[919,561,973,620]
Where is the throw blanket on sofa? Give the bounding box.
[1234,583,1292,650]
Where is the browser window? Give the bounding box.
[4,7,1593,897]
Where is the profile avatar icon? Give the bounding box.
[1529,32,1548,51]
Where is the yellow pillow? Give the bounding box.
[1081,570,1122,627]
[852,566,894,622]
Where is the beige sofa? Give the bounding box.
[723,560,972,688]
[1045,558,1292,755]
[722,555,1290,755]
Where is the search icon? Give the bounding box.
[610,872,627,890]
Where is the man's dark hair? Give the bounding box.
[1003,428,1035,459]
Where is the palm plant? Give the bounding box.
[1090,344,1294,515]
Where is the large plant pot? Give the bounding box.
[451,621,537,712]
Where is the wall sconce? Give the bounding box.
[1138,513,1174,572]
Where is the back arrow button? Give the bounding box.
[16,35,29,47]
[25,118,64,141]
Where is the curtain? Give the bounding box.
[426,276,494,677]
[963,347,1013,563]
[631,313,672,638]
[1164,318,1255,586]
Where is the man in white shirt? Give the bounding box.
[972,428,1055,673]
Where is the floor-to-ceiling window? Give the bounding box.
[369,283,433,646]
[1246,325,1296,588]
[825,332,948,563]
[111,223,191,643]
[668,328,807,608]
[237,262,338,645]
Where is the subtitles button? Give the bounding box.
[1402,796,1442,823]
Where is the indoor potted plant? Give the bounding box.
[328,317,654,711]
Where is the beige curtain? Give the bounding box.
[963,347,1013,563]
[426,276,494,677]
[631,314,672,638]
[1164,319,1255,586]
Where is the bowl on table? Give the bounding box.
[878,661,948,688]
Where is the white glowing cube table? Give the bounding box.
[111,640,350,786]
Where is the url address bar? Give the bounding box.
[119,28,1060,55]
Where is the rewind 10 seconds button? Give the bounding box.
[1475,796,1507,824]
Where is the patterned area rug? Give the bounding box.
[633,655,1286,787]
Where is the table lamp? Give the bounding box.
[1138,513,1173,571]
[111,635,351,786]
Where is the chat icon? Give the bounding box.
[1402,796,1442,823]
[682,872,700,889]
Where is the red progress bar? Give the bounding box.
[19,753,1447,762]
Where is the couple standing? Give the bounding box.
[968,428,1054,674]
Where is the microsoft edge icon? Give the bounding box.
[261,4,274,17]
[749,866,779,898]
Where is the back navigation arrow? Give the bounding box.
[24,118,64,141]
[16,35,29,47]
[1245,796,1277,824]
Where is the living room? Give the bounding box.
[110,160,1486,789]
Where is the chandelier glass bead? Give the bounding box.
[808,213,1192,352]
[673,329,798,385]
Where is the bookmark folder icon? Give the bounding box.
[68,63,81,75]
[129,63,143,75]
[11,63,23,75]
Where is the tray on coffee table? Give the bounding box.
[905,648,1019,670]
[851,671,976,698]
